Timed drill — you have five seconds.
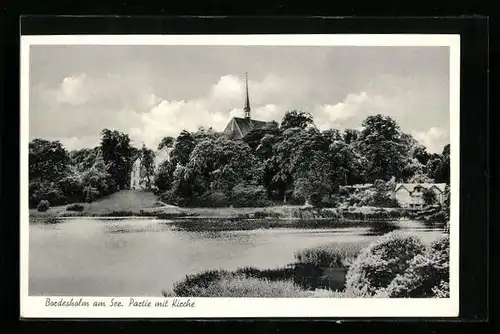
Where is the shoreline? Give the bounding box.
[29,205,445,224]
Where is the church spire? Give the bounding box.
[244,72,251,119]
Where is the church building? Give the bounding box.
[223,73,273,140]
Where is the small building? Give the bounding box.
[393,183,447,209]
[130,146,173,190]
[223,72,272,140]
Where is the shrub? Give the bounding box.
[173,270,232,297]
[422,188,438,206]
[177,274,307,297]
[345,231,426,296]
[43,216,60,224]
[377,234,450,298]
[58,173,85,202]
[37,200,50,212]
[172,267,304,297]
[347,181,400,208]
[234,266,294,282]
[232,184,271,207]
[444,221,450,234]
[66,203,85,212]
[29,181,66,208]
[432,280,450,298]
[197,191,230,207]
[294,242,367,268]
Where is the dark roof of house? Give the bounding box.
[394,183,447,193]
[223,117,271,139]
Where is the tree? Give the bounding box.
[358,114,409,182]
[57,166,85,203]
[422,188,438,207]
[243,122,281,152]
[426,144,450,184]
[139,144,156,189]
[401,157,425,182]
[158,136,175,150]
[187,136,262,195]
[82,155,116,197]
[280,110,314,130]
[409,173,434,183]
[436,144,450,184]
[100,129,135,190]
[343,129,360,145]
[322,129,342,144]
[328,140,366,187]
[69,147,101,172]
[293,151,332,205]
[412,145,431,166]
[170,130,197,166]
[154,160,176,192]
[29,139,70,181]
[272,126,328,202]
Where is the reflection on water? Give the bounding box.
[29,218,445,297]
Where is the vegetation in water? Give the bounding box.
[294,241,370,268]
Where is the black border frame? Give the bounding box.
[2,15,490,332]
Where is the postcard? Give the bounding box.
[20,33,460,318]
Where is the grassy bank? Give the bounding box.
[31,199,414,223]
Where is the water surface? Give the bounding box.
[29,218,444,296]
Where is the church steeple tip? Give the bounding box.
[244,72,251,119]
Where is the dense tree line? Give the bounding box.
[29,129,138,208]
[155,112,450,207]
[29,111,450,209]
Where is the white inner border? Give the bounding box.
[20,34,460,319]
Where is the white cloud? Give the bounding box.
[413,127,448,154]
[56,73,90,105]
[32,70,449,154]
[57,136,100,151]
[320,92,368,122]
[209,75,243,101]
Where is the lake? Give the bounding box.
[29,218,444,296]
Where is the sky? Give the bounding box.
[28,44,450,153]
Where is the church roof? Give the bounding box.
[223,117,271,140]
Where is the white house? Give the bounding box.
[393,183,447,209]
[130,146,173,190]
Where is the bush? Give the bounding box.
[232,184,270,207]
[43,216,60,224]
[66,203,85,212]
[347,182,400,208]
[377,234,450,298]
[422,188,438,207]
[294,242,367,268]
[309,194,340,208]
[58,173,85,202]
[175,271,306,297]
[345,231,426,296]
[173,270,232,297]
[37,200,50,212]
[198,191,230,207]
[203,276,307,297]
[172,267,303,297]
[29,181,66,208]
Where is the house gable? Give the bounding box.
[393,182,447,208]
